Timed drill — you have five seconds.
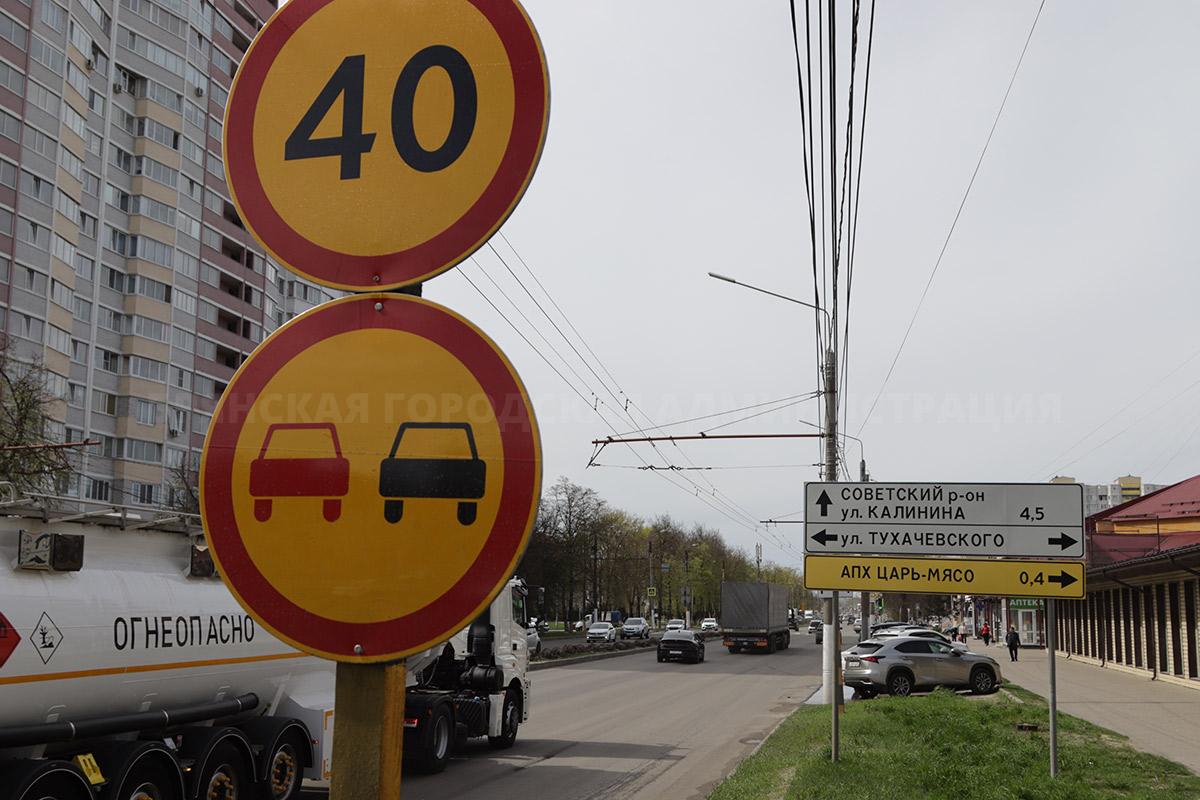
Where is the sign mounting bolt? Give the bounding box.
[374,303,383,312]
[354,644,363,655]
[373,275,380,283]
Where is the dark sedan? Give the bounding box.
[657,630,705,664]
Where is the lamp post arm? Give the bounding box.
[707,272,830,321]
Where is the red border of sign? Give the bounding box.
[201,294,540,662]
[224,0,549,291]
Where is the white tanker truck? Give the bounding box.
[0,488,532,800]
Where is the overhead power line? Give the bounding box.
[855,0,1047,438]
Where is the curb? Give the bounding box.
[530,645,654,670]
[530,632,722,671]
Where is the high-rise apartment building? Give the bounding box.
[1051,475,1168,518]
[0,0,335,508]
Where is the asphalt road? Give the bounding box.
[304,630,828,800]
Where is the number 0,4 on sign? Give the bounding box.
[224,0,549,291]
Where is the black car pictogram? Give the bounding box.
[378,422,486,525]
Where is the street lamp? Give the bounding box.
[707,272,830,320]
[709,270,841,711]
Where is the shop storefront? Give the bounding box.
[1008,597,1043,647]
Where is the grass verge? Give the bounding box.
[708,685,1200,800]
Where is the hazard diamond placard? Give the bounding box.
[0,612,21,669]
[200,294,541,663]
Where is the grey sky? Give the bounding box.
[421,1,1200,569]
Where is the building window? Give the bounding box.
[85,477,110,501]
[91,390,116,415]
[136,399,156,426]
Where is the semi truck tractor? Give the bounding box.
[720,582,791,654]
[0,488,531,799]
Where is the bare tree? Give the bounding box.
[165,460,201,515]
[0,336,74,493]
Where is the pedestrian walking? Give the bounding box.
[1005,626,1020,662]
[980,622,991,647]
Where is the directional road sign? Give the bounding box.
[224,0,549,291]
[804,482,1084,560]
[804,555,1086,599]
[201,293,541,663]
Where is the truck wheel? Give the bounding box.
[9,762,92,800]
[197,741,251,800]
[384,499,404,524]
[254,498,272,522]
[323,498,341,522]
[765,636,776,655]
[262,729,309,799]
[488,689,520,749]
[418,705,453,774]
[111,754,184,800]
[457,501,477,525]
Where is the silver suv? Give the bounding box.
[621,617,650,639]
[843,636,1002,698]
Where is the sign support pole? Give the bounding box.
[330,662,406,799]
[1047,598,1059,778]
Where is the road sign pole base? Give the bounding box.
[330,661,406,799]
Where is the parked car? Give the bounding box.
[876,626,968,654]
[700,618,719,632]
[586,622,616,642]
[852,618,861,633]
[621,617,650,639]
[666,618,686,631]
[842,636,1002,698]
[657,630,706,664]
[526,624,542,655]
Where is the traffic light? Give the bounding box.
[876,596,884,612]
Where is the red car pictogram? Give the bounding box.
[249,423,350,522]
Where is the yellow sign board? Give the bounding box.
[804,555,1085,599]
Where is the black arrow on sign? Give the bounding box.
[1048,571,1077,589]
[816,490,833,517]
[1048,532,1077,550]
[811,530,837,547]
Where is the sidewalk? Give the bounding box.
[991,643,1200,775]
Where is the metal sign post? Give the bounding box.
[830,591,839,762]
[1047,598,1058,778]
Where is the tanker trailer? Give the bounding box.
[0,490,334,800]
[0,489,534,798]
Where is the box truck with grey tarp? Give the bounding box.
[721,582,791,654]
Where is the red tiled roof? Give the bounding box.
[1087,530,1200,566]
[1102,474,1200,523]
[1083,475,1200,565]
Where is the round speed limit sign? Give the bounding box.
[224,0,549,291]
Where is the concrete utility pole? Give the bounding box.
[649,540,655,628]
[822,347,840,760]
